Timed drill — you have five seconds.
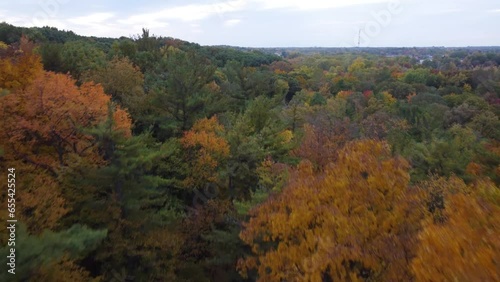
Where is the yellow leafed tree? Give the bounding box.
[180,116,230,189]
[412,177,500,281]
[238,140,425,281]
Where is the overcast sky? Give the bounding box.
[1,0,499,47]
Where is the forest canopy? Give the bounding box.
[0,23,499,281]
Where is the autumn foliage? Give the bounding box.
[1,43,131,233]
[0,36,43,90]
[180,116,230,189]
[1,28,499,281]
[238,140,425,281]
[412,177,500,281]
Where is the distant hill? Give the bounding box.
[3,22,500,59]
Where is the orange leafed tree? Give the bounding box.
[238,140,424,281]
[180,116,230,189]
[2,72,131,172]
[412,177,500,281]
[1,58,131,233]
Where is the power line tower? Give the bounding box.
[358,28,361,48]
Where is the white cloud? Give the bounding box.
[488,9,500,13]
[251,0,390,11]
[424,8,463,15]
[190,22,203,33]
[67,12,114,25]
[120,0,247,24]
[65,12,140,37]
[2,14,69,30]
[224,19,242,26]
